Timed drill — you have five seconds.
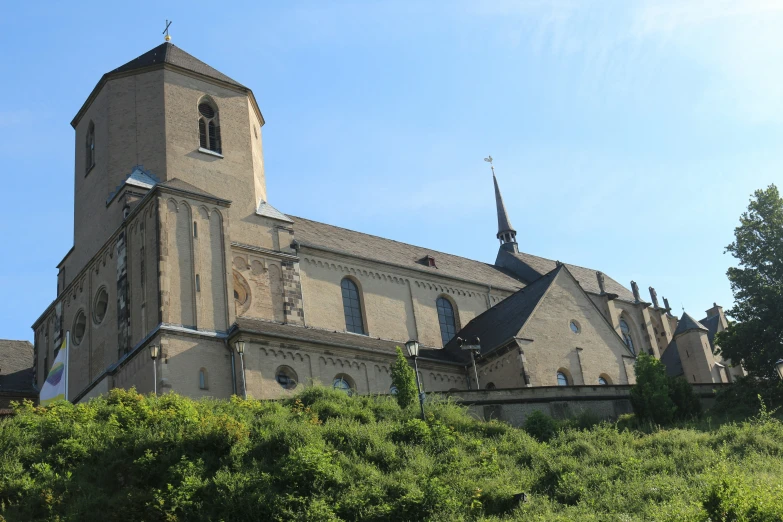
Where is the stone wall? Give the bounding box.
[442,383,729,427]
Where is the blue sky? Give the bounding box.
[1,1,781,342]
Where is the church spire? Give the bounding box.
[485,156,518,253]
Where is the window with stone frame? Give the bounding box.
[341,278,365,335]
[436,296,457,346]
[619,318,635,354]
[198,97,222,154]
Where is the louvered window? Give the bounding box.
[85,121,95,173]
[198,99,221,154]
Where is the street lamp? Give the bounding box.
[458,337,482,389]
[404,339,426,421]
[775,359,783,380]
[148,344,160,395]
[235,340,247,399]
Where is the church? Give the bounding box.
[30,41,744,403]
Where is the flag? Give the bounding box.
[40,332,69,406]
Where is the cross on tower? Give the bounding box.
[163,20,172,41]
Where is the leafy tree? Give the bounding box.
[668,376,701,419]
[716,185,783,379]
[390,346,418,409]
[630,353,676,425]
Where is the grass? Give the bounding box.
[0,386,782,521]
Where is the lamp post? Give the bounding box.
[235,340,247,399]
[405,339,426,421]
[148,344,160,395]
[775,359,783,381]
[458,337,482,389]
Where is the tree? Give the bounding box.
[716,185,783,379]
[390,347,418,409]
[630,354,676,425]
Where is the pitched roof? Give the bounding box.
[107,166,160,205]
[503,251,635,301]
[159,178,227,202]
[0,340,35,394]
[660,339,684,377]
[493,174,515,235]
[256,200,293,223]
[673,312,708,337]
[289,216,525,291]
[699,314,721,347]
[442,267,561,362]
[110,42,245,88]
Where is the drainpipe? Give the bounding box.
[224,338,237,395]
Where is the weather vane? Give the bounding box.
[484,155,495,175]
[163,20,172,42]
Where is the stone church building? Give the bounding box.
[30,42,744,402]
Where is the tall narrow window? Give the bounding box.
[436,296,457,346]
[619,319,635,354]
[341,278,365,334]
[198,98,221,154]
[85,121,95,173]
[199,368,208,390]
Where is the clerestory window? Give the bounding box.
[85,121,95,173]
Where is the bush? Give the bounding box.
[668,376,702,420]
[390,346,418,410]
[524,410,558,442]
[630,354,677,425]
[1,386,782,521]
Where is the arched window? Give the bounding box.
[72,310,87,346]
[341,278,365,334]
[619,319,635,354]
[598,376,608,385]
[85,121,95,173]
[275,366,298,390]
[436,296,457,346]
[198,98,221,154]
[556,371,569,386]
[199,368,208,390]
[485,382,496,390]
[333,374,355,394]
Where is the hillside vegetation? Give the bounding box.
[1,387,782,522]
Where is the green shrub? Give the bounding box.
[630,353,677,425]
[668,376,702,420]
[390,346,418,410]
[1,386,782,521]
[524,410,558,442]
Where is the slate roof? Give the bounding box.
[0,340,35,394]
[289,216,525,291]
[660,339,684,378]
[257,200,293,223]
[699,314,721,347]
[503,251,635,301]
[107,166,160,204]
[234,317,456,363]
[110,42,245,88]
[442,267,561,363]
[493,174,515,235]
[159,178,227,202]
[673,312,708,337]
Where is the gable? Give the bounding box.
[517,269,635,385]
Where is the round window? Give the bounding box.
[275,366,298,390]
[93,287,109,325]
[72,310,87,345]
[198,103,215,119]
[569,320,580,334]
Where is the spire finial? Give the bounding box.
[163,20,172,42]
[484,155,495,176]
